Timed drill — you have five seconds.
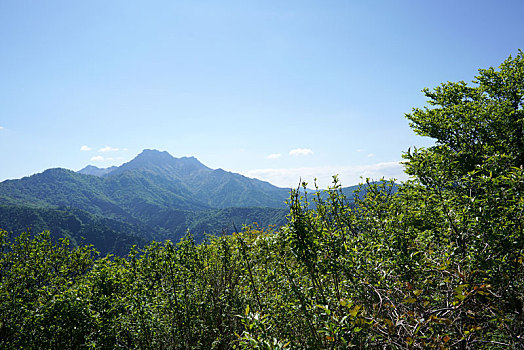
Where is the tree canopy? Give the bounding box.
[406,50,524,181]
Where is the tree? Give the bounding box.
[0,230,97,348]
[405,50,524,181]
[401,51,524,347]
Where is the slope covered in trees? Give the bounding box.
[1,51,523,349]
[0,150,366,253]
[0,205,151,256]
[0,150,293,251]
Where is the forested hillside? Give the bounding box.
[0,205,151,256]
[0,149,366,254]
[0,52,523,349]
[0,150,293,252]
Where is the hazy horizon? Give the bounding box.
[5,148,401,189]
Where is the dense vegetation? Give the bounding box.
[1,52,523,348]
[0,203,288,254]
[0,205,150,256]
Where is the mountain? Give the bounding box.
[0,149,292,253]
[78,165,117,176]
[108,149,210,179]
[0,149,385,254]
[0,150,291,212]
[106,149,291,208]
[0,204,150,256]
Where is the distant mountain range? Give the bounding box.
[0,150,295,253]
[0,149,370,255]
[78,165,118,177]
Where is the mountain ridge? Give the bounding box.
[79,149,291,208]
[0,149,377,254]
[0,149,293,253]
[78,165,118,177]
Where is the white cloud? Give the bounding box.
[367,153,375,158]
[289,148,313,156]
[99,146,119,153]
[266,153,282,159]
[0,126,4,130]
[90,156,105,161]
[244,161,408,189]
[80,145,92,151]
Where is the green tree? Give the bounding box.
[0,230,97,348]
[405,50,524,180]
[400,50,524,347]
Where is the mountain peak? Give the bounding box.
[138,148,172,156]
[78,165,117,177]
[133,149,175,163]
[107,149,210,178]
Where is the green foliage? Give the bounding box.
[0,204,150,255]
[0,230,97,348]
[0,203,287,255]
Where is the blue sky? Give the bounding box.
[1,0,523,188]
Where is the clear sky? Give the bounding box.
[1,0,523,188]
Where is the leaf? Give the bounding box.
[317,304,331,315]
[455,293,466,301]
[349,305,361,317]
